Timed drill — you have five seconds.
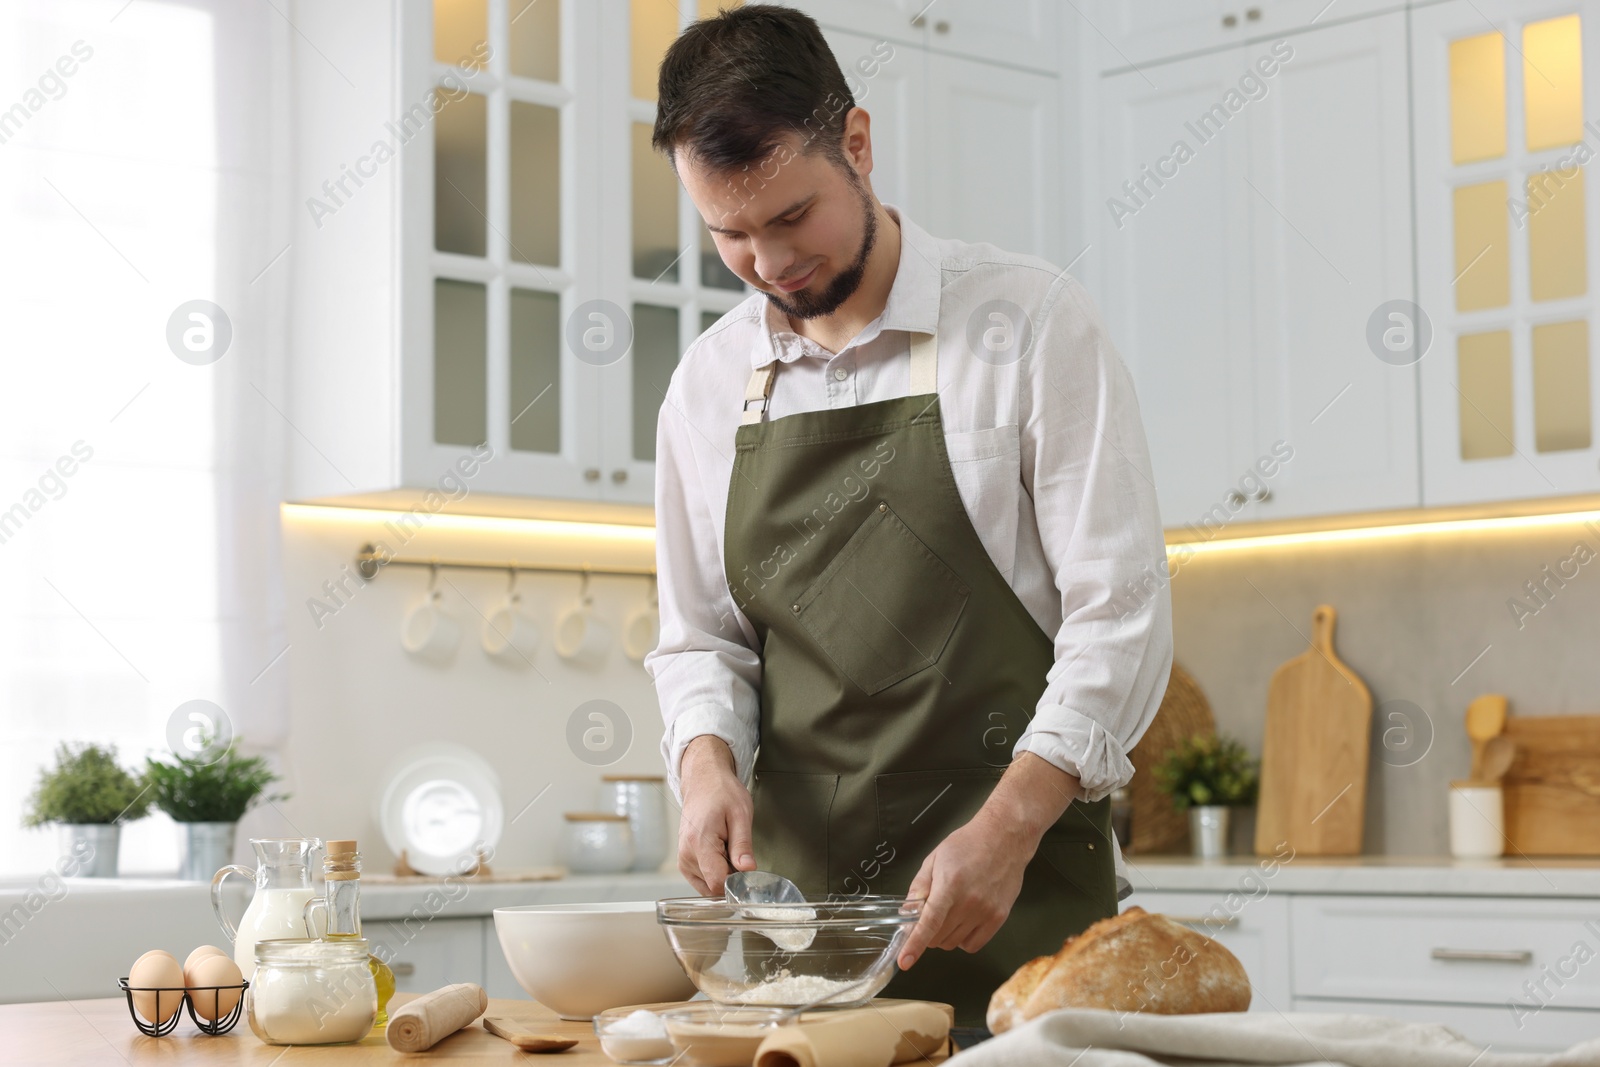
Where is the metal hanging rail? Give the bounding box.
[354,542,655,581]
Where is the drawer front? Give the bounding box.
[1292,896,1600,1009]
[1122,890,1291,1012]
[367,917,486,994]
[1294,997,1600,1055]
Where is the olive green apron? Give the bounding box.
[722,319,1117,1026]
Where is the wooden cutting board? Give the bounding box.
[1502,713,1600,855]
[1254,605,1373,856]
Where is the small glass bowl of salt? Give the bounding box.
[593,1007,675,1064]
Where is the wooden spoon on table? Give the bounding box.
[482,1016,578,1053]
[1466,694,1508,779]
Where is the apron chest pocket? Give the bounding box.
[794,503,970,695]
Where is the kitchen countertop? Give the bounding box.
[9,992,955,1064]
[1123,853,1600,897]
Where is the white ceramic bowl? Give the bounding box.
[493,901,696,1019]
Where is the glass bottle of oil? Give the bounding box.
[304,838,395,1028]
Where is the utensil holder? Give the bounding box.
[118,979,250,1037]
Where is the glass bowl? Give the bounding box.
[654,896,921,1008]
[659,1005,796,1067]
[592,1006,675,1065]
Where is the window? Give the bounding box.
[0,1,287,877]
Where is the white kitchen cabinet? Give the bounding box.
[1291,893,1600,1053]
[790,0,1060,73]
[1293,996,1600,1054]
[1291,894,1600,1008]
[1086,0,1405,73]
[291,0,746,509]
[1094,11,1418,529]
[1412,0,1600,507]
[1121,890,1293,1012]
[482,919,530,1001]
[1245,12,1418,519]
[367,916,487,995]
[924,53,1065,265]
[1096,45,1260,526]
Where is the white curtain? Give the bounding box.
[0,0,291,876]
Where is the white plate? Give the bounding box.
[377,744,503,876]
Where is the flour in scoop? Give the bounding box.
[731,970,859,1005]
[742,905,818,952]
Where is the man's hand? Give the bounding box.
[677,736,756,896]
[898,754,1081,970]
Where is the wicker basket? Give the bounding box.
[1127,661,1216,854]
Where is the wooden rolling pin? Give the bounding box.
[385,983,488,1052]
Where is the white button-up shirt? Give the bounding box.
[646,206,1173,837]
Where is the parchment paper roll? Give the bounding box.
[385,982,488,1052]
[754,1002,949,1067]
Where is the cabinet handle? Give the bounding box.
[1225,490,1246,507]
[910,14,926,28]
[935,20,949,33]
[1222,13,1238,28]
[611,469,628,484]
[1431,948,1532,964]
[391,962,417,976]
[1167,915,1239,929]
[1250,486,1272,502]
[584,468,600,482]
[1246,7,1261,20]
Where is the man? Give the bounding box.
[643,5,1173,1023]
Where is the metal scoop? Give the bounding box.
[723,870,806,906]
[722,870,816,953]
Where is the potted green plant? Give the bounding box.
[23,743,152,877]
[145,739,286,881]
[1153,733,1259,859]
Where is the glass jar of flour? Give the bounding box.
[247,938,377,1045]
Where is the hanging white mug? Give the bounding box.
[483,588,540,666]
[622,578,660,663]
[554,574,611,668]
[401,577,461,665]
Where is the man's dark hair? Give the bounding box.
[651,4,856,173]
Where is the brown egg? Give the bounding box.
[183,944,227,981]
[128,952,185,1025]
[186,953,243,1021]
[132,949,176,972]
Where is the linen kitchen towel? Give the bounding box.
[951,1008,1600,1067]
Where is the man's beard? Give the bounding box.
[764,180,877,321]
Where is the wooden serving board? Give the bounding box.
[1254,605,1373,856]
[1502,714,1600,855]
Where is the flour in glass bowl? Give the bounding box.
[741,905,818,952]
[730,971,861,1006]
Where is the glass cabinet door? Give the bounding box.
[1415,1,1600,505]
[599,0,748,501]
[404,0,599,498]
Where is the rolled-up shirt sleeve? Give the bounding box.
[1011,274,1174,803]
[644,385,763,802]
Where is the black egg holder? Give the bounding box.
[117,978,250,1036]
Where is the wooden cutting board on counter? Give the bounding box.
[1502,713,1600,855]
[1254,605,1373,856]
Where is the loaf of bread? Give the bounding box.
[987,907,1250,1033]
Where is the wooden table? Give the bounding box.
[7,992,959,1064]
[10,993,628,1064]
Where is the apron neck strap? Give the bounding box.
[741,329,938,426]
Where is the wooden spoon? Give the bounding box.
[1480,735,1516,784]
[482,1016,579,1053]
[1466,694,1508,779]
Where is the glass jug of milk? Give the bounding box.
[211,837,324,977]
